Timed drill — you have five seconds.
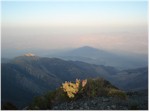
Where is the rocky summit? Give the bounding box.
[52,95,148,110]
[24,53,35,57]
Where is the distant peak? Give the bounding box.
[24,53,35,57]
[80,46,94,49]
[77,46,100,51]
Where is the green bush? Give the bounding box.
[29,91,57,110]
[82,78,127,99]
[108,88,127,100]
[29,77,127,110]
[29,96,50,110]
[2,102,18,110]
[52,87,69,104]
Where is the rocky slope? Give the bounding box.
[52,94,148,110]
[52,93,148,110]
[28,79,148,110]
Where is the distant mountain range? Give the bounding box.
[1,54,148,108]
[48,46,148,69]
[2,46,148,70]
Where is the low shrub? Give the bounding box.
[2,102,18,110]
[29,78,127,110]
[82,78,127,100]
[108,88,127,100]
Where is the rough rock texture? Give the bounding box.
[52,95,148,110]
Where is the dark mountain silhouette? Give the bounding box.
[1,54,148,108]
[48,46,147,69]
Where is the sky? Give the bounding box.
[1,1,148,56]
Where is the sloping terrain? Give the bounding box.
[111,67,148,91]
[25,78,129,110]
[1,55,148,108]
[1,55,118,108]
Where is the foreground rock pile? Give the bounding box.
[52,95,148,110]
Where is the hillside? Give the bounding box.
[1,55,118,108]
[22,78,129,110]
[1,55,148,109]
[111,67,148,91]
[2,78,148,110]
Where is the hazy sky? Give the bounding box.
[2,1,148,55]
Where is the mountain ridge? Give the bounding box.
[47,46,147,69]
[1,55,148,108]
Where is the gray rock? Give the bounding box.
[107,106,111,110]
[102,98,109,102]
[70,106,73,109]
[84,103,87,107]
[111,105,116,109]
[91,100,97,105]
[85,106,90,110]
[23,106,28,110]
[54,106,59,109]
[50,96,148,110]
[79,107,83,110]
